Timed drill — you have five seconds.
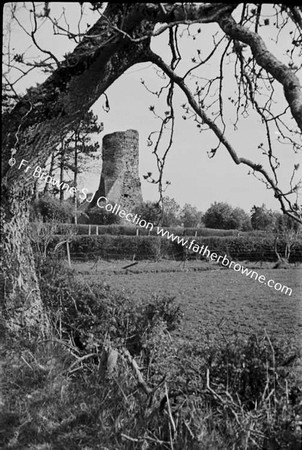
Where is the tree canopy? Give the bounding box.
[204,202,251,230]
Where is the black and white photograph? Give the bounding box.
[1,2,302,449]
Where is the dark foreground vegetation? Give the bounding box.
[1,256,302,450]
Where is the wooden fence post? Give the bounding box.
[88,224,91,236]
[66,241,71,268]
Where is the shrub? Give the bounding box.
[183,227,238,237]
[87,206,121,225]
[37,256,182,356]
[30,194,74,223]
[133,200,162,224]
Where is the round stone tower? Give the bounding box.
[91,129,143,212]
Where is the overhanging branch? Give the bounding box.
[147,49,302,224]
[217,13,302,132]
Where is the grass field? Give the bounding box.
[73,259,302,347]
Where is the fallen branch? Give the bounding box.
[122,261,138,270]
[121,347,153,395]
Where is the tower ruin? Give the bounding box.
[90,129,143,212]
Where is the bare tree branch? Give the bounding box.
[147,49,302,223]
[217,13,302,132]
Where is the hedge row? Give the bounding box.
[198,236,302,262]
[49,234,302,262]
[59,235,161,260]
[53,223,241,237]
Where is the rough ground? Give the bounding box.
[73,259,302,347]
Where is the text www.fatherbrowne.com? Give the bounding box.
[156,228,292,296]
[14,159,293,296]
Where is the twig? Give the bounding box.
[121,347,152,395]
[165,382,176,444]
[121,433,140,442]
[122,261,138,270]
[67,353,97,372]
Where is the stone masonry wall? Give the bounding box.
[90,129,143,214]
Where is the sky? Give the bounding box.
[3,2,302,214]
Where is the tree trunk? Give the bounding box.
[44,152,55,194]
[273,236,289,269]
[1,187,50,334]
[59,140,65,202]
[74,135,78,205]
[1,4,151,333]
[33,180,39,200]
[74,141,78,224]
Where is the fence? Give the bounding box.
[44,234,302,264]
[27,222,302,264]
